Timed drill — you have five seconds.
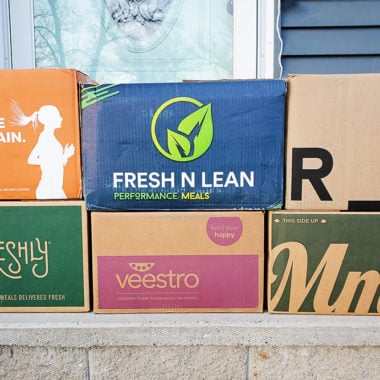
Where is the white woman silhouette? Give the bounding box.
[11,101,74,199]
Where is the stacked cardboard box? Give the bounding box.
[81,80,286,313]
[0,69,92,312]
[0,201,89,312]
[268,74,380,315]
[91,211,264,313]
[80,81,286,211]
[2,69,378,315]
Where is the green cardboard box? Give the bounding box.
[268,211,380,315]
[0,201,89,312]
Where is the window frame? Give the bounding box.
[0,0,11,69]
[1,0,280,79]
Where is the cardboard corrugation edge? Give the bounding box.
[73,70,97,200]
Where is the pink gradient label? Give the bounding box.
[206,217,243,246]
[97,255,259,310]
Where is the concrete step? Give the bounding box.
[0,313,379,379]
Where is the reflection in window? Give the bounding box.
[33,0,233,83]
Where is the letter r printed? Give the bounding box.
[291,147,333,201]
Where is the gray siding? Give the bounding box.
[281,0,380,75]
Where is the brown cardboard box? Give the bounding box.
[91,211,264,313]
[285,74,380,211]
[0,201,89,312]
[268,211,380,315]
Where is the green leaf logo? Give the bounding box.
[151,97,213,162]
[167,130,191,160]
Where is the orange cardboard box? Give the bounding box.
[0,69,94,200]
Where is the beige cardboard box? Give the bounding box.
[268,211,380,315]
[285,74,380,211]
[0,201,89,312]
[91,211,264,313]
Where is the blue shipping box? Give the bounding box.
[80,80,286,210]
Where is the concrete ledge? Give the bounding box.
[0,313,379,348]
[1,313,379,379]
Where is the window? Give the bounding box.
[1,0,280,81]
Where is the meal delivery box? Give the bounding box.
[0,69,94,200]
[91,211,264,313]
[285,74,380,211]
[0,201,89,312]
[81,80,286,210]
[268,211,380,315]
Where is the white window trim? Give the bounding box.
[2,0,35,69]
[233,0,257,79]
[1,0,280,78]
[0,0,11,69]
[257,0,282,79]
